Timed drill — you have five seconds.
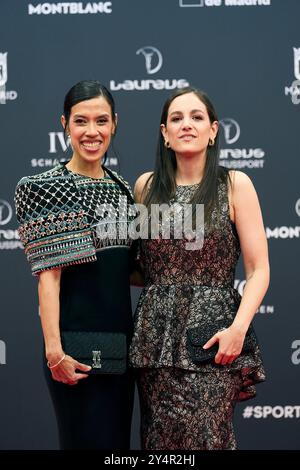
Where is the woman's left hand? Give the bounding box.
[202,325,246,365]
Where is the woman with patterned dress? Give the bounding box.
[15,81,135,449]
[129,87,269,450]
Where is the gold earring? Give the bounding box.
[165,140,170,149]
[208,138,214,146]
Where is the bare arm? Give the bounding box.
[230,171,270,331]
[38,269,63,363]
[134,171,153,204]
[204,171,269,365]
[129,172,154,287]
[38,269,91,384]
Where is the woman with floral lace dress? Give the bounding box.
[129,87,269,450]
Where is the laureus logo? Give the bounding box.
[110,45,189,92]
[219,118,240,145]
[219,118,265,169]
[136,46,163,75]
[0,200,22,250]
[0,200,13,226]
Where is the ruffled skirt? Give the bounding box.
[130,284,266,401]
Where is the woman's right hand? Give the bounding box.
[48,354,91,385]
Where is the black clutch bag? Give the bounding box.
[61,331,127,374]
[186,320,257,364]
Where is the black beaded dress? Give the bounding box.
[129,172,266,450]
[15,163,135,449]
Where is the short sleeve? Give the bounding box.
[15,177,97,276]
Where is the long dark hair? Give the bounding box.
[62,80,117,165]
[144,87,228,223]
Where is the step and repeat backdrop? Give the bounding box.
[0,0,299,450]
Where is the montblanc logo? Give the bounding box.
[28,2,112,15]
[136,47,163,75]
[0,53,18,104]
[219,117,265,169]
[266,199,300,239]
[285,47,300,105]
[179,0,271,8]
[266,226,300,239]
[110,46,189,92]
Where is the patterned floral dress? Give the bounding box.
[129,174,266,450]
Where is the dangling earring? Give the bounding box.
[165,140,170,149]
[208,138,214,146]
[67,134,73,151]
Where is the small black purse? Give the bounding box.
[186,320,257,364]
[61,331,127,374]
